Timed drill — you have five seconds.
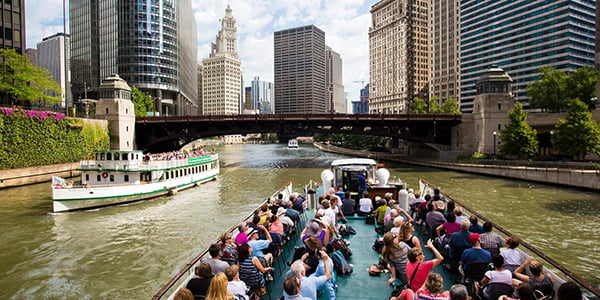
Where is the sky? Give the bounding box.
[25,0,373,109]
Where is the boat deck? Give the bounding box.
[264,211,455,300]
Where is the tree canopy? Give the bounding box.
[131,86,155,117]
[498,102,538,158]
[527,66,599,112]
[0,49,61,105]
[410,96,461,114]
[551,98,600,159]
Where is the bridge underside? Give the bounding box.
[135,114,462,152]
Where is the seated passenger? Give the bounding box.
[288,251,333,300]
[406,239,444,292]
[557,282,582,300]
[301,219,330,248]
[425,201,446,237]
[500,236,523,272]
[235,222,249,246]
[436,212,460,246]
[382,232,410,285]
[186,262,213,298]
[375,198,389,225]
[357,191,373,216]
[399,222,421,250]
[499,282,535,300]
[480,222,505,257]
[341,191,355,217]
[513,257,555,299]
[205,272,235,300]
[460,233,492,277]
[246,226,274,267]
[225,265,249,300]
[475,255,513,300]
[202,243,230,274]
[219,232,238,266]
[283,275,311,300]
[449,284,469,300]
[469,215,484,234]
[448,219,473,260]
[414,273,450,300]
[238,243,272,296]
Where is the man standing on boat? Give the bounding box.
[357,171,368,200]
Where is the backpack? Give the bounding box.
[330,250,353,276]
[329,238,352,260]
[372,238,384,254]
[338,224,357,238]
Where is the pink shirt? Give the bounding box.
[235,232,248,246]
[269,220,284,235]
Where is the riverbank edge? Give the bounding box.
[314,142,600,191]
[0,162,80,189]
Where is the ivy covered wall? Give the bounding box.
[0,108,109,170]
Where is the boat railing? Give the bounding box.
[79,154,218,171]
[420,178,600,299]
[152,181,294,300]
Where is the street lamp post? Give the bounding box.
[493,131,497,155]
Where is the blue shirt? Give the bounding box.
[299,274,328,300]
[248,239,270,258]
[461,247,492,267]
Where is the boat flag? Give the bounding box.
[52,176,65,187]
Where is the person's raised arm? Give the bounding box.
[425,239,444,267]
[399,208,413,223]
[435,223,444,238]
[513,256,532,281]
[258,224,272,243]
[252,256,272,274]
[320,251,331,281]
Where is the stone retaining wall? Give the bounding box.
[0,163,80,189]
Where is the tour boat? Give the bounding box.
[51,150,219,213]
[154,178,597,300]
[287,139,299,149]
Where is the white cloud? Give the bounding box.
[26,0,371,105]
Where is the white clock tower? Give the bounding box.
[212,5,238,58]
[200,5,243,116]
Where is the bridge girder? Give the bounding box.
[135,114,462,152]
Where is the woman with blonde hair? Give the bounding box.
[206,272,236,300]
[382,232,410,285]
[513,257,555,299]
[399,222,421,250]
[415,272,450,299]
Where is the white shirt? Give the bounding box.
[359,197,373,213]
[228,280,249,299]
[500,248,523,266]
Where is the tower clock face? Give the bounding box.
[227,31,234,37]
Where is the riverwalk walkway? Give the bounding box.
[313,142,600,191]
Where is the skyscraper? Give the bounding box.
[0,0,25,55]
[326,46,345,113]
[430,0,460,105]
[251,76,275,114]
[69,0,198,116]
[369,0,429,114]
[274,25,327,114]
[460,0,596,112]
[200,5,242,115]
[37,33,71,108]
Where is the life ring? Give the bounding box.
[102,172,109,178]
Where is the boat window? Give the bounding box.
[85,174,89,181]
[100,153,105,160]
[171,171,174,178]
[122,153,128,160]
[114,154,119,160]
[124,175,129,182]
[107,153,112,160]
[109,175,114,182]
[97,175,101,181]
[165,172,169,180]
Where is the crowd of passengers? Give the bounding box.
[172,186,584,300]
[361,187,583,300]
[172,192,306,300]
[145,147,213,161]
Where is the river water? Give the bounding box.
[0,144,598,299]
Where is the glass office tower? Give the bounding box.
[460,0,596,112]
[70,0,198,116]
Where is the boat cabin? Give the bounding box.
[329,158,403,200]
[79,150,146,186]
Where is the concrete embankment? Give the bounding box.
[0,163,80,189]
[314,143,600,191]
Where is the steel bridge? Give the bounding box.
[135,113,462,152]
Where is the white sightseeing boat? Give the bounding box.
[52,150,219,213]
[287,139,299,149]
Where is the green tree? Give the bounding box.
[0,49,61,105]
[131,86,154,117]
[428,96,441,113]
[498,102,538,158]
[551,98,600,160]
[526,66,569,112]
[566,66,599,111]
[410,97,427,114]
[438,97,461,114]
